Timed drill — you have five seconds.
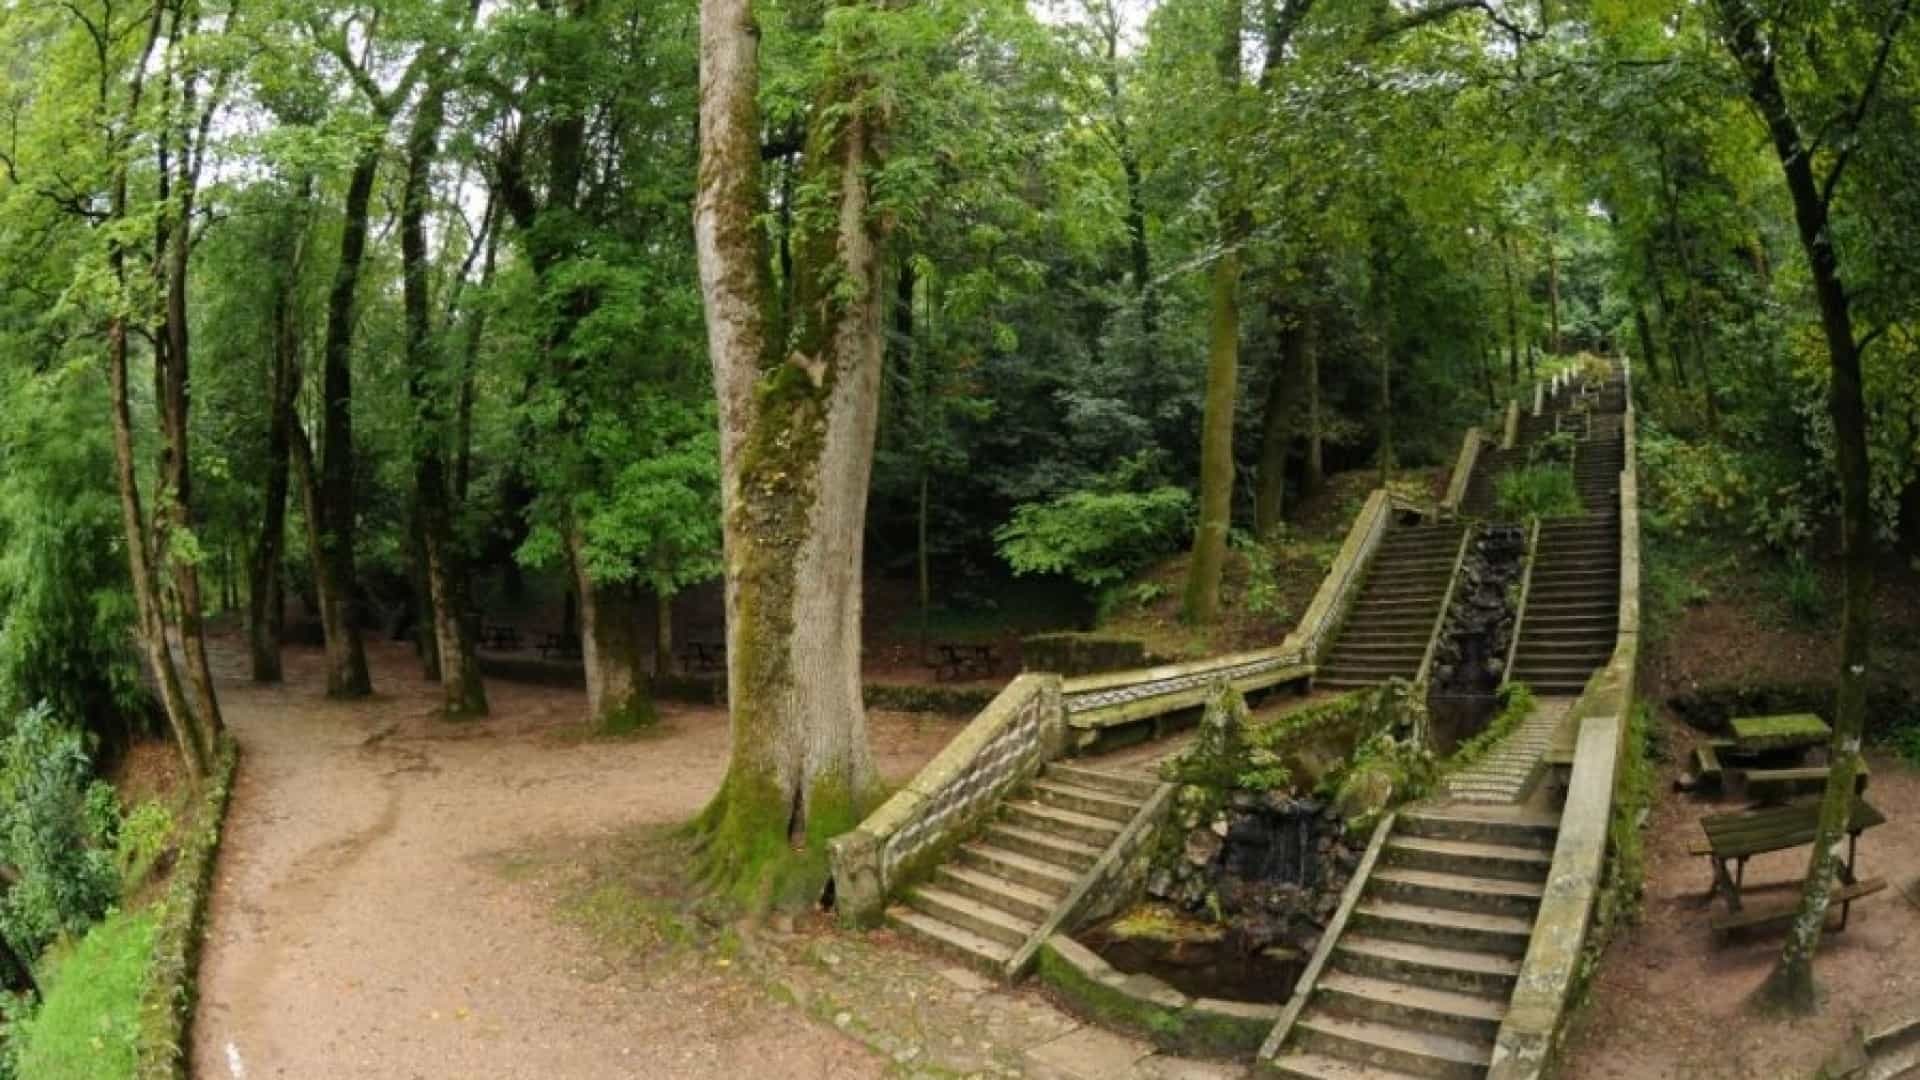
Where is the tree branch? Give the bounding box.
[1817,0,1914,208]
[1368,0,1542,44]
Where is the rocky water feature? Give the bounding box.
[1428,522,1527,753]
[1088,683,1369,1004]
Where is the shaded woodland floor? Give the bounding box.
[191,637,1245,1079]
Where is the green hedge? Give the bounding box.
[134,738,239,1080]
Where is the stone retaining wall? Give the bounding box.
[1035,934,1280,1056]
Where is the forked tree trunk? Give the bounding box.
[250,260,301,683]
[655,590,675,678]
[1716,0,1899,1013]
[693,0,886,908]
[401,67,486,718]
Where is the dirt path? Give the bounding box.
[192,640,960,1080]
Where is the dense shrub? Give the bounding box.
[0,705,120,965]
[995,486,1192,589]
[1496,465,1582,520]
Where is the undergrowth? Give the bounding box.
[1497,465,1582,520]
[5,909,155,1080]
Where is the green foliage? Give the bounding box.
[4,909,155,1080]
[995,487,1192,589]
[114,803,175,896]
[1496,465,1583,520]
[1231,531,1290,622]
[1894,722,1920,769]
[0,705,120,965]
[1777,555,1826,630]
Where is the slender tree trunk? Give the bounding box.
[1633,303,1660,384]
[693,0,886,906]
[1545,208,1563,355]
[1255,312,1304,539]
[249,222,304,683]
[1501,230,1521,387]
[1716,0,1900,1013]
[314,147,380,698]
[1304,309,1325,496]
[402,67,486,717]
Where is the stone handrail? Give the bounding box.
[1442,427,1485,514]
[1290,488,1393,667]
[830,673,1066,925]
[1501,518,1543,688]
[1488,360,1639,1079]
[1415,525,1476,687]
[1004,780,1175,978]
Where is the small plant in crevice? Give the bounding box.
[1446,682,1536,771]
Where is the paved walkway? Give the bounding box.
[1444,696,1575,804]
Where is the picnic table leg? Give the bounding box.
[1711,857,1742,913]
[1841,831,1860,886]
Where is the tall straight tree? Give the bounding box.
[1713,0,1912,1014]
[693,0,899,905]
[399,15,488,718]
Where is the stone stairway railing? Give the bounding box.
[1489,361,1641,1080]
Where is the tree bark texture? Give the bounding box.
[248,214,305,683]
[1255,311,1306,539]
[402,67,487,718]
[313,146,379,698]
[569,533,654,733]
[693,0,887,907]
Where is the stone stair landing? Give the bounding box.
[1443,697,1575,805]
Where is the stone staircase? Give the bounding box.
[1442,698,1575,804]
[1268,805,1559,1079]
[886,762,1157,972]
[1861,1011,1920,1079]
[1316,524,1467,691]
[1572,433,1624,515]
[1508,515,1620,696]
[1457,445,1524,519]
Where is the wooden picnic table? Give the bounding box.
[539,631,582,660]
[481,623,522,651]
[1691,797,1885,916]
[678,641,725,673]
[1729,712,1830,754]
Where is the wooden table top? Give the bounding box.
[1700,797,1885,860]
[1730,712,1831,752]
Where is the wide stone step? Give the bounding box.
[1397,807,1559,849]
[1293,1009,1493,1079]
[1315,971,1507,1042]
[1351,899,1534,956]
[1320,663,1419,683]
[886,905,1014,971]
[1522,613,1616,629]
[1268,1049,1427,1080]
[980,822,1102,871]
[1352,598,1445,612]
[933,863,1058,923]
[905,884,1037,948]
[1384,835,1552,882]
[1368,866,1546,917]
[1510,663,1605,684]
[1000,800,1123,847]
[953,842,1079,895]
[1045,762,1159,801]
[1339,632,1433,647]
[1030,779,1139,823]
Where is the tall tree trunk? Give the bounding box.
[1182,1,1246,624]
[1633,303,1660,384]
[313,146,380,698]
[1373,234,1396,486]
[249,221,304,683]
[1716,0,1901,1014]
[1255,311,1305,539]
[1501,229,1521,387]
[402,66,486,718]
[569,533,651,732]
[693,0,887,907]
[1545,207,1562,355]
[1303,308,1325,496]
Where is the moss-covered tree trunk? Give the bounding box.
[569,533,654,734]
[655,590,675,678]
[1181,1,1247,624]
[693,0,886,909]
[1716,0,1900,1014]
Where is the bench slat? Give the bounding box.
[1699,798,1885,859]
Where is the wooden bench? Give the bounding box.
[932,642,996,682]
[1742,763,1869,806]
[481,623,522,651]
[1710,877,1887,940]
[1690,797,1886,915]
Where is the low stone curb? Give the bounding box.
[135,736,241,1080]
[1034,934,1278,1057]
